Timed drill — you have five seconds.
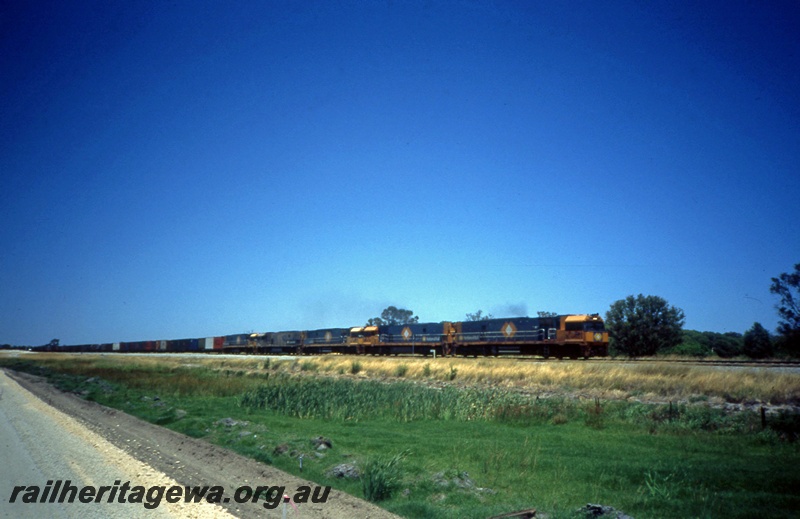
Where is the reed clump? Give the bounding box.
[238,373,568,423]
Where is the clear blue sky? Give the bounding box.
[2,1,799,346]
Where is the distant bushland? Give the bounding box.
[663,330,744,358]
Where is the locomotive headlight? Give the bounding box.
[593,332,603,342]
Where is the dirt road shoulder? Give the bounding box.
[4,369,400,519]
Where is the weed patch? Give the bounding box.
[361,450,409,502]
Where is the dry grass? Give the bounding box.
[3,351,798,405]
[286,356,800,403]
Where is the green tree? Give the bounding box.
[706,331,744,358]
[743,322,773,358]
[605,294,685,357]
[666,330,712,357]
[770,263,800,353]
[465,310,493,321]
[368,306,419,326]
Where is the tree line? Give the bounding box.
[604,263,799,358]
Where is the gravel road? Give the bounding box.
[0,370,236,519]
[0,369,400,519]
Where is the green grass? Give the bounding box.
[2,355,799,518]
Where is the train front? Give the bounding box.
[560,314,609,357]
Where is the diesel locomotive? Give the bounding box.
[228,313,608,358]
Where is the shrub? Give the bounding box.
[361,451,409,502]
[448,364,458,381]
[665,331,712,357]
[300,360,318,372]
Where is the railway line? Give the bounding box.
[594,358,800,368]
[509,356,800,370]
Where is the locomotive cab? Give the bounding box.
[557,314,609,357]
[561,314,607,340]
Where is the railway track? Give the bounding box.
[598,358,800,368]
[507,356,800,369]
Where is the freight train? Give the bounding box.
[37,314,609,359]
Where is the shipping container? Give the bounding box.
[224,334,250,347]
[166,339,191,352]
